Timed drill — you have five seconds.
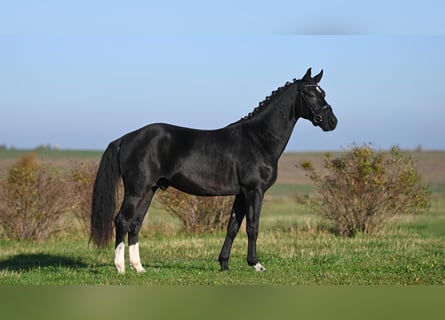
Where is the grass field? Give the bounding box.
[0,149,444,285]
[0,228,443,285]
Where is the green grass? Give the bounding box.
[1,183,444,285]
[1,185,444,285]
[402,197,445,238]
[266,183,314,197]
[0,228,443,285]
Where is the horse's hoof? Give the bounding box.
[115,260,126,274]
[116,265,126,274]
[253,262,266,272]
[219,259,229,271]
[130,263,146,273]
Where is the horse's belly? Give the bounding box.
[169,168,240,196]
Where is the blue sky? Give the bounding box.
[1,1,445,151]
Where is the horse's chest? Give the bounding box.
[239,161,277,189]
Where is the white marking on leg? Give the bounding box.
[253,262,266,272]
[129,242,146,273]
[114,242,125,274]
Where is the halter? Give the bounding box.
[296,80,332,124]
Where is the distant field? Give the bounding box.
[0,149,101,170]
[0,149,102,160]
[0,149,444,284]
[1,148,444,184]
[277,150,445,185]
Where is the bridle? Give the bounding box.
[296,80,332,125]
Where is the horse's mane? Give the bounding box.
[228,79,297,126]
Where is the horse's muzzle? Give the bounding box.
[318,105,337,131]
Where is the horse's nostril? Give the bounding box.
[329,116,338,128]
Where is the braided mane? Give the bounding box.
[228,79,297,126]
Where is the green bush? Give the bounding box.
[157,189,233,233]
[299,145,431,237]
[0,154,76,241]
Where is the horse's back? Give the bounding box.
[117,123,242,195]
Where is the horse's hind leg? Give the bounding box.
[114,189,154,274]
[128,189,156,273]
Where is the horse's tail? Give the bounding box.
[90,139,122,248]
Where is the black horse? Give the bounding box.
[91,68,337,273]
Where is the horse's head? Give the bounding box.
[297,68,337,132]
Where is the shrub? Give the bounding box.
[69,161,98,235]
[157,189,233,233]
[299,145,431,237]
[0,154,76,241]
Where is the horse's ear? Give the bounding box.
[313,69,323,83]
[302,68,312,82]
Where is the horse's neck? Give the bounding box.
[243,88,298,159]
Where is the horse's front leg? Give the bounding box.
[245,188,267,272]
[218,194,246,271]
